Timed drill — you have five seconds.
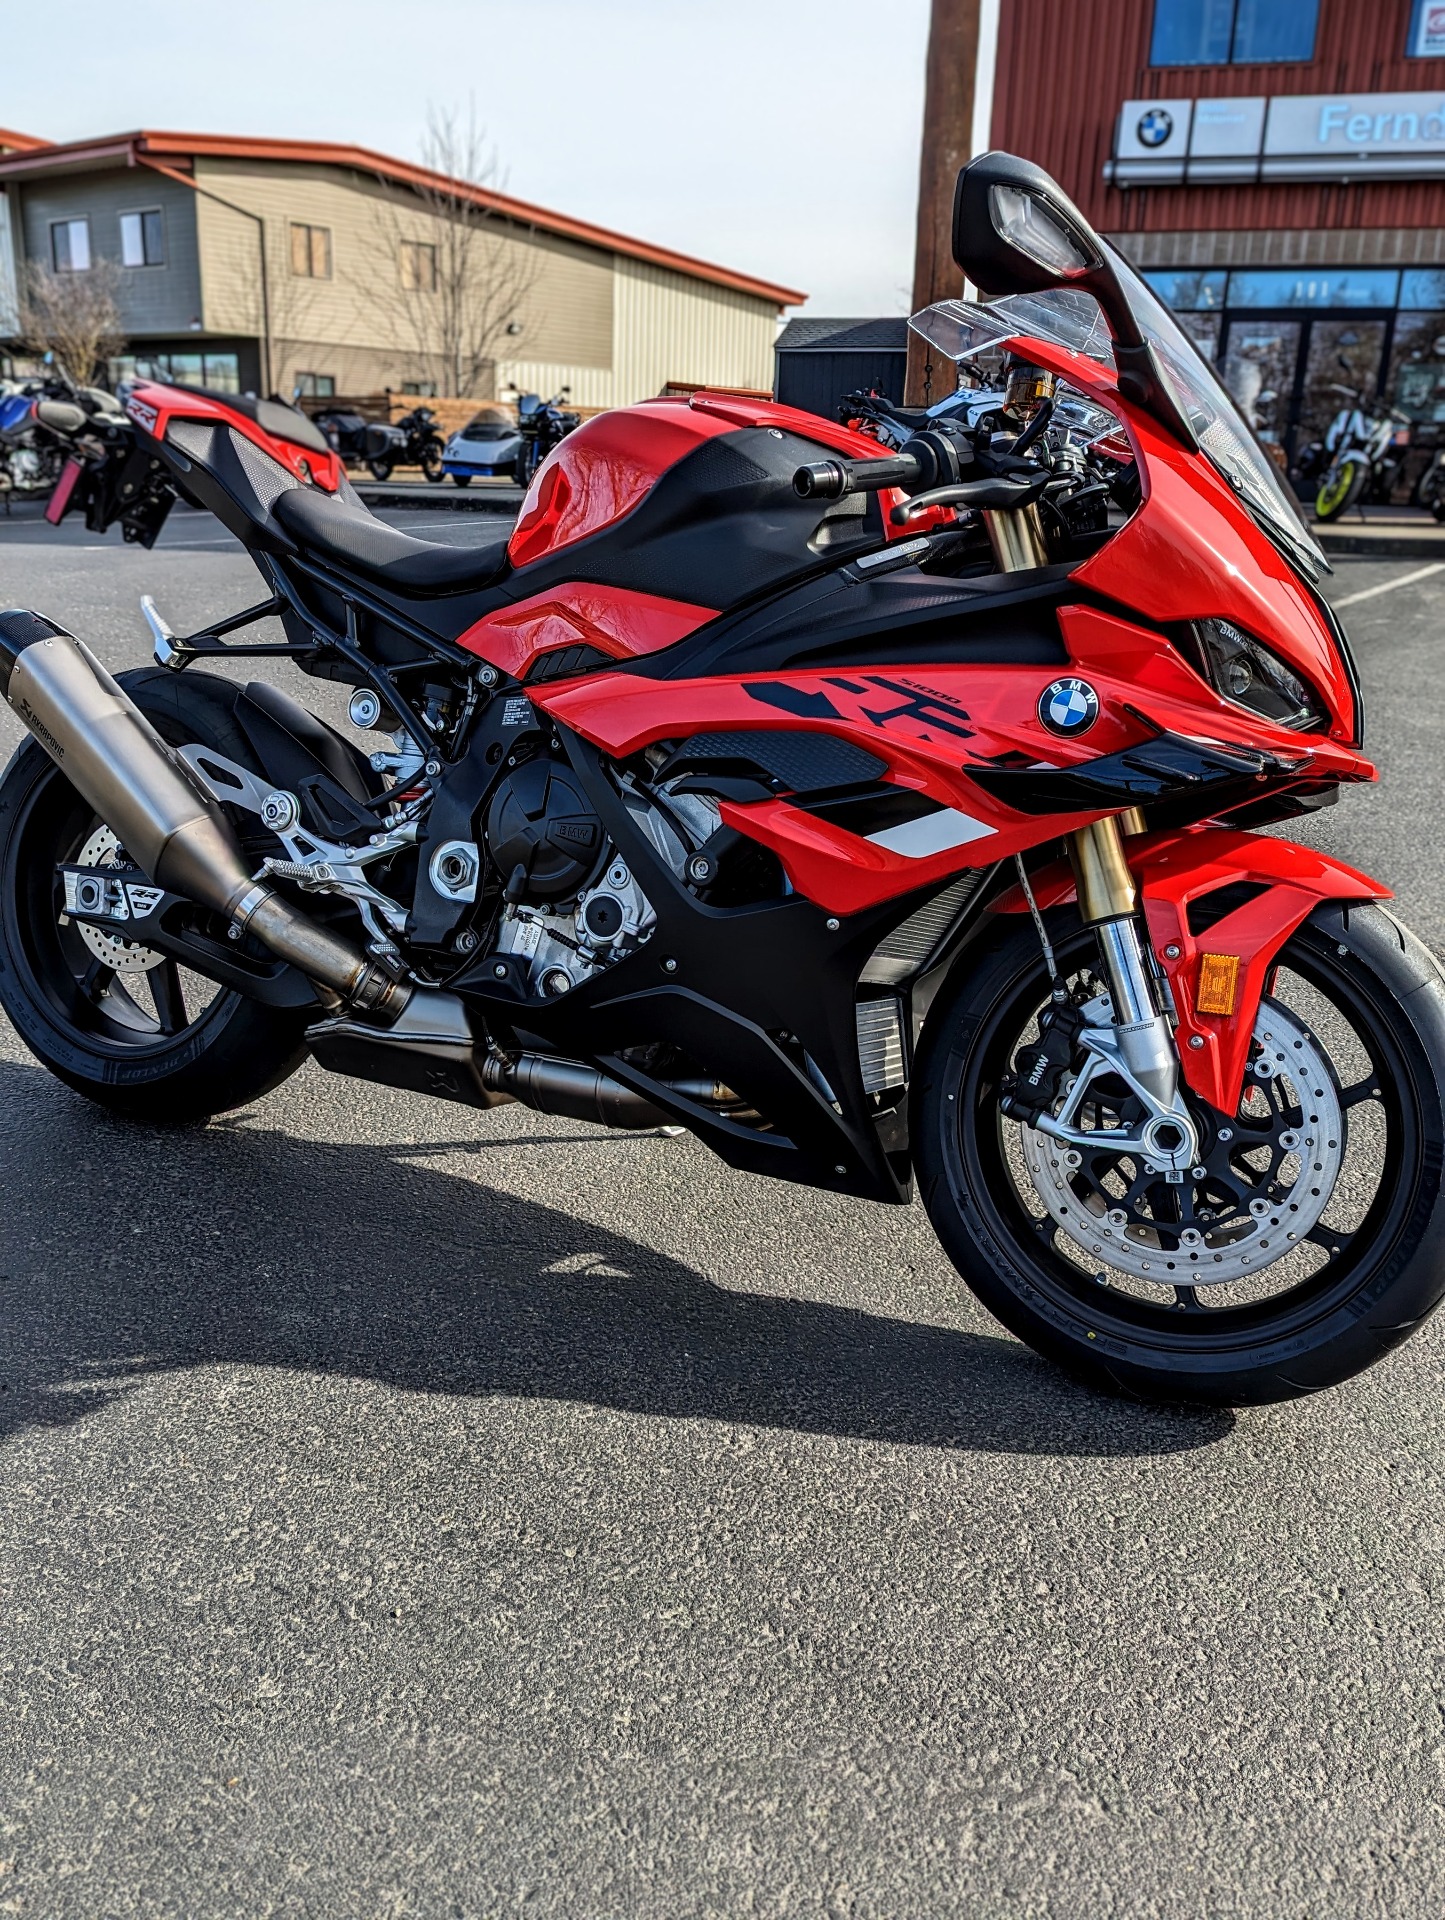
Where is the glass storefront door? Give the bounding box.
[1215,314,1393,472]
[1142,264,1445,496]
[1297,320,1390,448]
[1220,320,1302,461]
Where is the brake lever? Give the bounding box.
[890,471,1049,525]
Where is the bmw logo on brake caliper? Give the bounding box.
[1038,677,1100,736]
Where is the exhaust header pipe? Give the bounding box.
[0,610,409,1022]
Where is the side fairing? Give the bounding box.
[535,611,1370,917]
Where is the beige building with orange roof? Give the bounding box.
[0,129,803,404]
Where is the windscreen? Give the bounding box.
[909,264,1328,584]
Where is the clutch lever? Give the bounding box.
[890,470,1049,526]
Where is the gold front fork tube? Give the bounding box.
[1067,815,1137,926]
[984,501,1049,573]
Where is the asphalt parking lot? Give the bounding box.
[2,506,1444,1918]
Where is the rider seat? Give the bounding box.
[273,487,513,595]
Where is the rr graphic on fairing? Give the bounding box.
[4,151,1444,1405]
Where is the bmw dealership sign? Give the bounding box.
[1111,91,1445,185]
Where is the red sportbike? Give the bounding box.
[4,152,1443,1404]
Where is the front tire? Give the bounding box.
[913,904,1445,1404]
[1316,456,1367,521]
[421,443,445,482]
[0,669,310,1122]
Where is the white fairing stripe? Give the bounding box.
[866,808,994,859]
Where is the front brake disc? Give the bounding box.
[1019,997,1343,1285]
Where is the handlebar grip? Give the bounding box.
[792,451,924,500]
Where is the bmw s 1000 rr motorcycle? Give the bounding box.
[4,152,1444,1406]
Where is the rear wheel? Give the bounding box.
[0,670,309,1122]
[366,456,393,482]
[1316,456,1367,521]
[452,474,472,488]
[914,904,1445,1404]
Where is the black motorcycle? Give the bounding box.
[513,389,580,486]
[364,406,446,484]
[313,408,372,466]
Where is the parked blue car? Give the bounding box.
[441,409,523,486]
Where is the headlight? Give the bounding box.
[1189,618,1328,732]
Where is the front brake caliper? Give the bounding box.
[1001,995,1086,1125]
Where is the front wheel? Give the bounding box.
[1316,456,1367,521]
[914,904,1445,1404]
[451,473,472,488]
[420,442,445,483]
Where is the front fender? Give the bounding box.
[1135,829,1386,1113]
[998,828,1387,1113]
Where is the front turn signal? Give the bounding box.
[1196,952,1241,1018]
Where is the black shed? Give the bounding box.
[773,317,909,422]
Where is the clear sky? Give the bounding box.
[3,0,930,316]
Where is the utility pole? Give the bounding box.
[905,0,996,404]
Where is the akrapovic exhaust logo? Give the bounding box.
[15,697,64,761]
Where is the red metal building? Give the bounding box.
[985,0,1445,467]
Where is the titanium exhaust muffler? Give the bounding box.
[0,610,409,1022]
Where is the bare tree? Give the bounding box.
[19,260,125,386]
[359,105,542,398]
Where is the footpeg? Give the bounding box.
[141,595,192,671]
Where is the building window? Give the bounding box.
[1408,0,1445,57]
[289,222,332,279]
[50,217,91,272]
[109,351,241,393]
[400,380,438,395]
[400,241,437,293]
[1226,267,1400,308]
[293,371,336,398]
[1142,269,1228,312]
[1150,0,1319,65]
[119,209,165,268]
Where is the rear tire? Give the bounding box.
[0,669,309,1122]
[366,457,393,482]
[913,903,1445,1405]
[452,474,472,488]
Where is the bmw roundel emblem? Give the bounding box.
[1137,107,1174,149]
[1039,677,1100,736]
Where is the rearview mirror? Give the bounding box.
[951,149,1192,444]
[952,152,1100,297]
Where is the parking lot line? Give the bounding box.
[1333,561,1445,609]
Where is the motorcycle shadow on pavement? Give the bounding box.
[0,1059,1233,1459]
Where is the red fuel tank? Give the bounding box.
[506,393,896,571]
